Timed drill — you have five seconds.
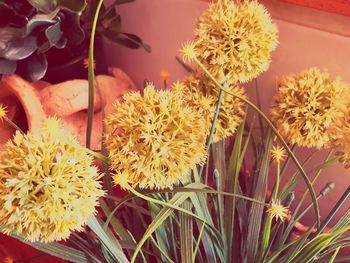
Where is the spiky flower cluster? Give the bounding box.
[194,0,278,83]
[104,84,207,189]
[0,118,104,242]
[173,73,246,143]
[271,68,347,148]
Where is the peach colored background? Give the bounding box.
[104,0,350,225]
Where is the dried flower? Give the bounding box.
[0,117,104,242]
[267,200,289,221]
[173,73,246,143]
[271,68,347,148]
[160,70,170,81]
[194,0,278,83]
[105,84,207,189]
[0,104,7,120]
[271,145,286,162]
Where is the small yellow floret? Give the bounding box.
[0,104,7,120]
[267,200,289,222]
[271,145,286,162]
[180,41,197,63]
[160,70,170,81]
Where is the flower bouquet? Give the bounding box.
[1,0,350,262]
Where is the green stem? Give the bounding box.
[86,0,104,149]
[193,56,321,227]
[262,160,281,259]
[199,89,225,178]
[329,247,340,263]
[192,219,207,263]
[273,161,281,201]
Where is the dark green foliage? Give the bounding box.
[0,0,148,82]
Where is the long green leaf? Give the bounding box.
[180,200,194,263]
[88,216,129,263]
[245,129,273,262]
[225,121,245,262]
[288,226,350,263]
[131,190,196,262]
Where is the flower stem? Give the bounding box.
[3,116,24,133]
[262,160,281,258]
[193,56,321,227]
[86,0,104,149]
[199,89,225,178]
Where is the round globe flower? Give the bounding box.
[0,118,104,243]
[172,73,246,143]
[271,68,347,148]
[194,0,278,83]
[332,92,350,169]
[104,84,207,190]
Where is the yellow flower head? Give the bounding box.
[271,145,286,163]
[180,41,197,63]
[194,0,278,83]
[160,70,170,81]
[172,73,246,143]
[0,104,7,120]
[271,68,347,148]
[267,200,289,221]
[104,84,207,189]
[0,117,104,243]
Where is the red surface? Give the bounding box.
[279,0,350,17]
[0,234,67,263]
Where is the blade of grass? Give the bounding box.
[180,200,194,263]
[288,226,350,263]
[329,247,340,263]
[225,121,245,262]
[245,129,273,262]
[130,191,195,262]
[193,219,207,263]
[87,216,129,263]
[86,0,104,148]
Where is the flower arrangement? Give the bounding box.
[1,0,350,263]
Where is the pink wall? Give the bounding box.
[104,0,350,225]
